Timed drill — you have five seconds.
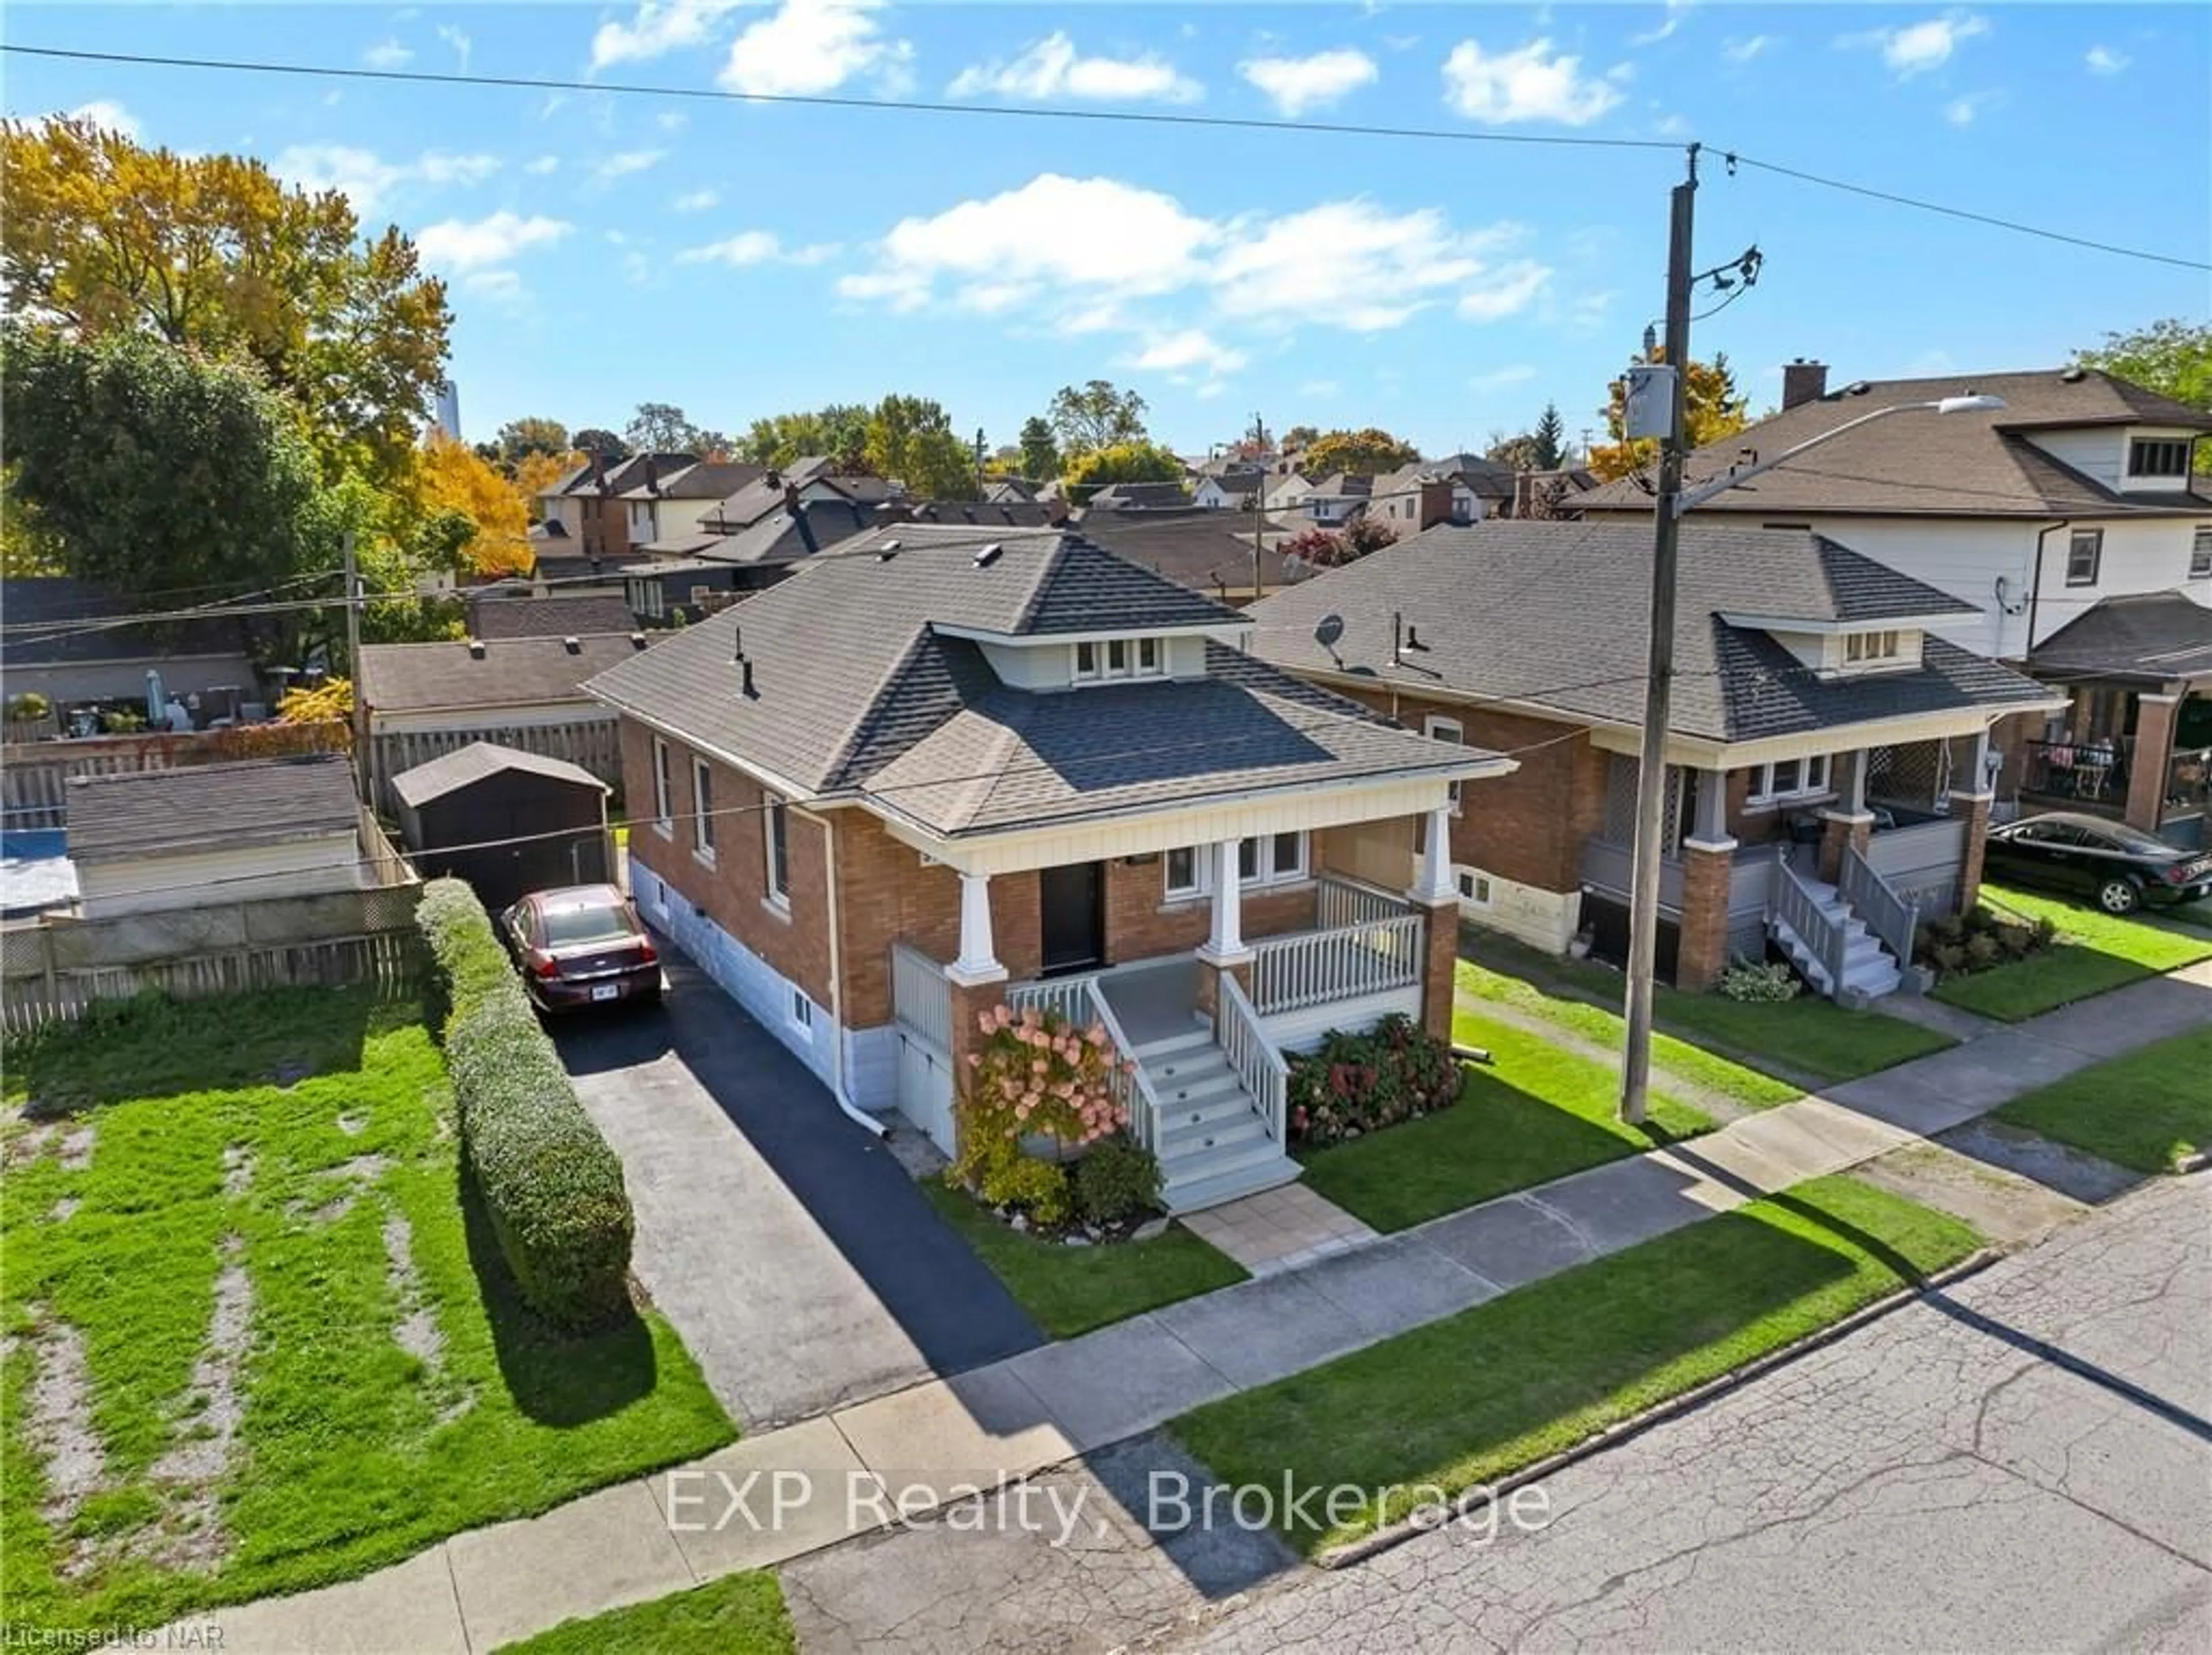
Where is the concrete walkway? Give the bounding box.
[171,959,2212,1654]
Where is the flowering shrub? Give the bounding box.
[1715,959,1801,1002]
[951,1004,1130,1225]
[1286,1013,1459,1148]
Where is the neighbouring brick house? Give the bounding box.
[586,524,1509,1211]
[1249,522,2062,1001]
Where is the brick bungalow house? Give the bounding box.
[586,524,1511,1211]
[1248,522,2063,1000]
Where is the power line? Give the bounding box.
[6,43,2203,271]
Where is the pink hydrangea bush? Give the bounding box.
[951,1003,1131,1225]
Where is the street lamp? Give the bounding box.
[1616,391,2006,1123]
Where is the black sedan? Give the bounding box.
[1983,813,2212,915]
[499,884,665,1011]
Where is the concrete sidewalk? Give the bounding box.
[171,959,2212,1654]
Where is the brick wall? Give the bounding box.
[1676,840,1734,990]
[1332,688,1603,892]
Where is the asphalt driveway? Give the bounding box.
[552,950,1042,1430]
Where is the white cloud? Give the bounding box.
[1215,202,1532,332]
[657,111,690,131]
[437,24,472,72]
[950,32,1201,104]
[275,144,500,215]
[1628,1,1691,48]
[1722,35,1775,63]
[1238,49,1378,116]
[362,39,413,71]
[58,100,138,138]
[416,150,501,185]
[677,232,839,267]
[1127,330,1248,376]
[592,148,666,180]
[1944,90,2002,126]
[416,211,573,272]
[524,154,560,176]
[590,0,744,71]
[2085,44,2129,75]
[1843,12,1988,78]
[720,0,912,97]
[1469,364,1539,393]
[673,188,721,212]
[1442,38,1624,125]
[1457,262,1551,320]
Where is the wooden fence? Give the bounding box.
[1,884,424,1035]
[368,717,622,812]
[2,722,350,830]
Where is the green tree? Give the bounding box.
[1589,352,1747,482]
[1282,423,1320,450]
[863,394,978,499]
[734,404,870,470]
[1484,431,1542,471]
[1017,415,1062,482]
[0,116,451,484]
[623,402,724,455]
[1297,427,1422,478]
[494,416,571,463]
[1048,380,1149,453]
[2077,319,2212,472]
[1531,401,1567,469]
[1063,441,1185,505]
[572,426,630,460]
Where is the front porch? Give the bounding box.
[2003,682,2211,850]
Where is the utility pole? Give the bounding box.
[343,530,368,805]
[1250,414,1266,602]
[1620,145,1699,1125]
[973,427,987,495]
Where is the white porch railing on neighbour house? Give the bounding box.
[1217,972,1289,1150]
[1248,914,1425,1015]
[1003,972,1160,1152]
[1840,844,1921,970]
[1773,861,1849,990]
[1315,872,1411,929]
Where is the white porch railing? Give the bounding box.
[1316,872,1412,929]
[1247,914,1425,1015]
[1003,972,1159,1152]
[1004,973,1096,1027]
[890,941,953,1052]
[1840,843,1921,970]
[1217,972,1289,1150]
[1774,861,1849,990]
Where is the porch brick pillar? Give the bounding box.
[1194,956,1252,1025]
[1817,812,1874,884]
[1954,791,1994,915]
[1676,837,1736,991]
[947,976,1005,1111]
[2124,693,2180,834]
[1416,898,1458,1041]
[948,870,1003,985]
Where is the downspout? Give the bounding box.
[804,805,887,1139]
[2024,518,2068,662]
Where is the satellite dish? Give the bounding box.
[1314,613,1345,649]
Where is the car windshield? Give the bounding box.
[540,902,637,947]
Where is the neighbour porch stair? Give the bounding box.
[1130,1023,1302,1214]
[1768,874,1903,1002]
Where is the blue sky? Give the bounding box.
[7,3,2207,457]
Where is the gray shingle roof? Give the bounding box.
[67,755,358,862]
[2027,592,2212,684]
[359,633,653,715]
[391,741,608,808]
[1074,509,1304,597]
[1086,481,1191,510]
[1574,368,2212,519]
[1246,521,2056,744]
[466,593,637,639]
[586,527,1497,830]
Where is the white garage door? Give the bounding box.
[897,1029,957,1158]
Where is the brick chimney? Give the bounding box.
[1782,358,1829,410]
[1417,476,1456,530]
[643,455,661,494]
[783,480,802,512]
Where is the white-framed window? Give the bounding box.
[1456,868,1493,908]
[1842,628,1902,665]
[1747,753,1831,805]
[651,738,673,836]
[691,757,715,862]
[2066,528,2104,587]
[1072,636,1168,683]
[2190,526,2212,580]
[2128,437,2192,478]
[1425,714,1466,813]
[763,792,790,905]
[1163,832,1309,900]
[788,987,813,1032]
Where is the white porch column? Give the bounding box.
[1198,839,1248,962]
[1411,804,1456,904]
[947,870,1006,985]
[1841,748,1868,814]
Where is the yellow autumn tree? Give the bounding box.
[416,434,531,576]
[513,448,584,522]
[1588,351,1749,482]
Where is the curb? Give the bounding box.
[1312,1245,2006,1570]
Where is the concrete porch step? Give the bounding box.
[1162,1151,1304,1215]
[1158,1106,1271,1160]
[1162,1122,1290,1187]
[1131,1025,1213,1062]
[1158,1088,1257,1135]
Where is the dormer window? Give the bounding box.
[1843,629,1902,665]
[2128,437,2192,479]
[1072,636,1166,683]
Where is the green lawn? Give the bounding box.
[1,990,733,1633]
[923,1181,1247,1339]
[1172,1175,1982,1554]
[1456,957,1801,1111]
[1461,933,1951,1086]
[496,1570,794,1655]
[1295,1008,1715,1234]
[1930,884,2212,1022]
[1994,1027,2212,1173]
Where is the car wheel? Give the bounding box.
[2096,877,2141,915]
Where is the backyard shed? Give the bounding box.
[390,741,611,911]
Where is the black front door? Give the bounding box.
[1039,862,1105,975]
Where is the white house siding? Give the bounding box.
[1457,868,1582,953]
[75,832,368,918]
[1260,984,1422,1055]
[630,859,846,1095]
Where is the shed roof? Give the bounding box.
[67,755,358,862]
[390,741,609,808]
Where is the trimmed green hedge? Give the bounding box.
[416,878,635,1328]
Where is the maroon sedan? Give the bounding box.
[499,885,664,1012]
